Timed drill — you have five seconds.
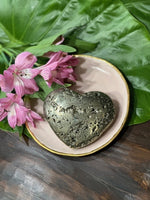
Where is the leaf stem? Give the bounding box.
[7,48,18,56]
[2,48,16,67]
[8,56,13,66]
[34,62,40,67]
[1,52,9,69]
[3,48,13,57]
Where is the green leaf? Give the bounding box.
[0,0,83,43]
[0,90,6,98]
[25,44,76,56]
[28,75,53,101]
[45,45,76,53]
[28,76,71,101]
[0,54,7,73]
[23,127,32,138]
[56,0,150,125]
[0,0,150,126]
[29,75,71,101]
[0,118,13,133]
[65,38,98,54]
[0,118,24,134]
[64,26,99,53]
[121,0,150,33]
[0,26,9,44]
[38,34,64,46]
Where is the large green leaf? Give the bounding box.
[0,0,87,44]
[121,0,150,32]
[0,0,150,127]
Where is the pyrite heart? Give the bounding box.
[44,88,115,148]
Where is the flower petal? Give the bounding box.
[23,79,39,94]
[6,93,15,100]
[8,64,16,72]
[30,110,42,120]
[59,56,79,67]
[48,51,63,63]
[7,105,17,128]
[68,74,76,82]
[19,68,40,79]
[15,104,27,126]
[26,110,42,127]
[46,79,53,87]
[0,70,14,93]
[14,76,25,97]
[0,110,7,121]
[14,95,24,106]
[15,52,37,70]
[53,78,64,85]
[40,67,52,81]
[0,74,4,88]
[0,96,12,109]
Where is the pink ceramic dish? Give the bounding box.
[26,55,130,157]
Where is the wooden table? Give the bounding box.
[0,121,150,200]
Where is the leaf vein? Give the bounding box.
[19,0,42,41]
[38,0,77,41]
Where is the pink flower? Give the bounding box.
[26,110,42,127]
[38,51,78,86]
[0,52,40,97]
[0,93,42,128]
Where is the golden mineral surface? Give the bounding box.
[44,88,115,148]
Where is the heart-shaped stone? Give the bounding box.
[44,88,115,148]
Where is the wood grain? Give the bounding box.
[0,121,150,200]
